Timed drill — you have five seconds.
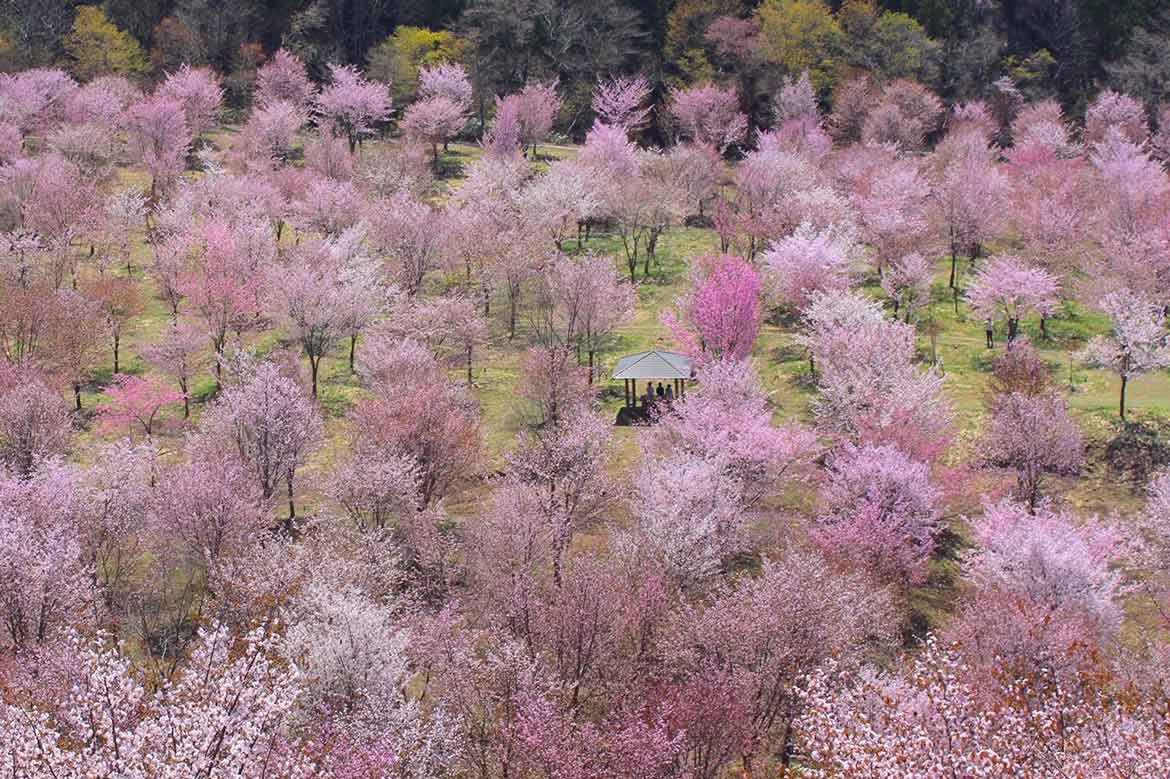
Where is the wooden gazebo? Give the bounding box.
[611,350,694,424]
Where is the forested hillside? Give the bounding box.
[2,2,1170,778]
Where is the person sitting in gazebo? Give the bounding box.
[664,384,674,403]
[644,382,656,409]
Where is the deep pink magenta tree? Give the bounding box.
[97,374,183,441]
[663,254,761,362]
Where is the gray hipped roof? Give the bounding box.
[610,350,695,380]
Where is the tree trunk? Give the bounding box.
[1007,318,1019,341]
[1040,315,1049,340]
[287,477,297,529]
[587,350,595,385]
[1120,375,1128,420]
[949,249,958,289]
[508,291,518,340]
[466,345,473,385]
[113,333,120,375]
[310,356,319,399]
[73,383,82,411]
[349,333,358,374]
[181,380,190,419]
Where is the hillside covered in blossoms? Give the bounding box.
[2,2,1170,776]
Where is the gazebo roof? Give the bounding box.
[611,350,695,381]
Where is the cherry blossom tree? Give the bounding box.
[1077,288,1170,418]
[666,549,895,773]
[591,75,652,131]
[316,64,393,152]
[303,129,356,181]
[518,161,599,251]
[988,337,1052,397]
[153,453,266,572]
[950,500,1127,679]
[798,635,1170,779]
[179,217,274,373]
[232,100,306,170]
[255,48,316,110]
[813,443,942,586]
[507,409,611,584]
[86,276,143,375]
[626,451,748,588]
[668,84,748,153]
[774,70,818,124]
[197,360,324,521]
[48,290,106,412]
[155,65,224,137]
[121,96,191,199]
[0,68,77,136]
[365,191,443,296]
[663,255,761,362]
[418,62,473,108]
[355,338,482,506]
[75,440,156,609]
[383,292,488,383]
[483,93,524,158]
[291,175,362,237]
[98,374,183,441]
[849,154,930,276]
[0,363,70,477]
[861,79,943,151]
[1008,100,1080,166]
[880,252,933,321]
[981,390,1082,510]
[402,96,468,168]
[931,134,1011,291]
[531,252,635,382]
[0,626,312,776]
[1142,470,1170,610]
[140,321,206,418]
[662,141,723,218]
[518,346,594,428]
[516,81,561,157]
[762,222,856,313]
[272,235,376,398]
[0,465,89,650]
[1084,89,1148,145]
[801,291,953,461]
[328,445,419,532]
[647,359,818,504]
[965,254,1060,342]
